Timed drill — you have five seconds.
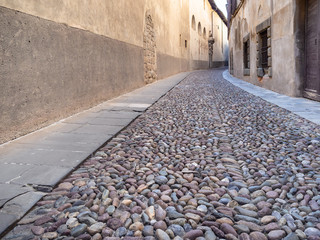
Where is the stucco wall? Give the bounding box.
[0,0,227,144]
[190,0,212,66]
[0,7,144,143]
[228,0,300,97]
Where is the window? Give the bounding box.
[203,28,206,38]
[260,30,268,69]
[198,22,202,36]
[243,34,250,76]
[256,18,272,77]
[192,15,196,30]
[185,40,188,48]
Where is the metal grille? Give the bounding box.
[243,41,249,68]
[260,30,268,68]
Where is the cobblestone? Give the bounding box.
[4,70,320,239]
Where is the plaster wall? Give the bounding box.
[0,0,193,61]
[229,0,299,97]
[212,11,229,65]
[189,0,212,68]
[0,0,145,47]
[0,0,227,143]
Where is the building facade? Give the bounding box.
[0,0,228,144]
[227,0,320,102]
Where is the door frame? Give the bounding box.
[303,0,320,101]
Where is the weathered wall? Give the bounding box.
[189,0,229,69]
[0,7,144,143]
[228,0,301,97]
[0,0,227,144]
[212,11,229,67]
[0,0,145,47]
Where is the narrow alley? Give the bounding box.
[4,69,320,240]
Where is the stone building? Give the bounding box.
[0,0,228,144]
[227,0,320,102]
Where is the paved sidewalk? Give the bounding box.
[0,71,190,236]
[223,70,320,125]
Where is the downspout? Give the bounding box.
[211,10,214,35]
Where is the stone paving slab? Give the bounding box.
[0,71,190,237]
[0,185,29,208]
[1,192,45,218]
[0,213,17,237]
[223,70,320,125]
[0,192,45,237]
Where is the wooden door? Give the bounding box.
[304,0,320,101]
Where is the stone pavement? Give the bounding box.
[2,69,320,240]
[223,71,320,125]
[0,71,190,237]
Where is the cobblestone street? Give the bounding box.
[4,69,320,240]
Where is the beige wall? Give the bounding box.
[0,0,228,144]
[0,0,228,67]
[0,0,190,61]
[189,0,228,68]
[228,0,300,97]
[212,11,229,64]
[0,0,145,47]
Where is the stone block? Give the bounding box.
[267,27,271,37]
[0,184,29,208]
[0,212,17,236]
[257,68,265,77]
[1,192,44,218]
[268,57,272,67]
[268,38,271,47]
[12,165,73,186]
[243,68,250,76]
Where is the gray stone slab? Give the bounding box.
[62,110,141,124]
[3,140,97,153]
[0,164,32,184]
[12,165,73,186]
[0,212,17,237]
[84,117,133,126]
[114,96,160,104]
[0,185,29,208]
[71,124,124,135]
[94,110,141,119]
[42,123,82,133]
[1,191,44,218]
[2,148,89,167]
[42,132,112,145]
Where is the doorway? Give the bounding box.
[304,0,320,101]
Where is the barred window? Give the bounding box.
[260,29,268,69]
[243,40,250,69]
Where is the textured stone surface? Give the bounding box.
[3,70,320,240]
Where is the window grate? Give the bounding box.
[243,41,250,69]
[260,30,268,69]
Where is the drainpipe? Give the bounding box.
[211,10,214,35]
